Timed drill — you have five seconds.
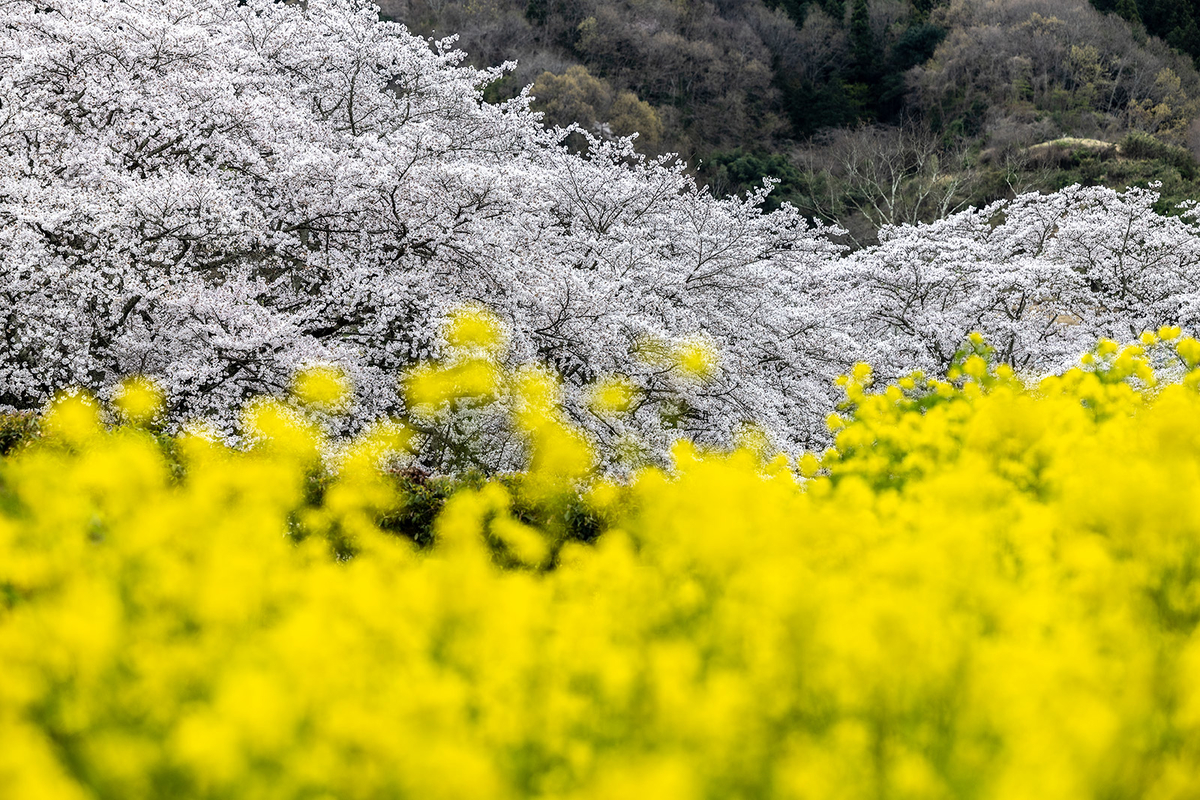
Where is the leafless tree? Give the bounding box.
[794,123,975,246]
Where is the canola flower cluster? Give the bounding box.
[4,321,1200,799]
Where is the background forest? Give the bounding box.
[379,0,1200,243]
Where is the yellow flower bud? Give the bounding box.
[291,365,350,413]
[113,376,165,425]
[444,305,506,355]
[589,377,636,414]
[962,355,987,380]
[675,336,718,382]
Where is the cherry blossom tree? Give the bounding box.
[4,0,1200,472]
[849,184,1200,382]
[0,0,849,469]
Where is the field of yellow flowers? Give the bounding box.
[4,323,1200,799]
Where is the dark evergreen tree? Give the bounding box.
[912,0,937,22]
[821,0,845,22]
[850,0,873,75]
[764,0,812,25]
[525,0,549,25]
[1114,0,1142,24]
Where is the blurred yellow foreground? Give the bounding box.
[4,327,1200,799]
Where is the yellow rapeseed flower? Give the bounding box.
[112,376,165,425]
[674,336,718,381]
[5,331,1200,800]
[444,305,507,355]
[962,354,988,380]
[1177,337,1200,368]
[588,376,637,414]
[291,365,351,413]
[42,391,103,444]
[1158,325,1182,341]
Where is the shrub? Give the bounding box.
[1121,130,1198,178]
[0,412,37,456]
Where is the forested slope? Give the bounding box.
[379,0,1200,241]
[1092,0,1200,67]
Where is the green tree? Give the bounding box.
[1115,0,1142,24]
[764,0,812,25]
[1167,16,1200,62]
[608,91,664,151]
[525,0,548,26]
[531,65,612,131]
[849,0,874,78]
[531,66,663,154]
[912,0,938,22]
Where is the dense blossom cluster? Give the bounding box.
[6,0,1200,470]
[4,336,1200,797]
[850,185,1200,377]
[0,0,844,468]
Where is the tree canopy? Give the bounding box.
[5,0,1200,472]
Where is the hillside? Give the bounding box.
[379,0,1200,243]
